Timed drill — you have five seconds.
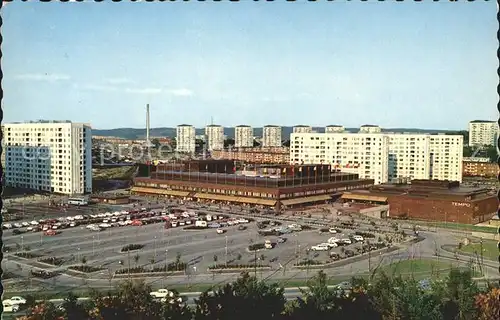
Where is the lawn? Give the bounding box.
[457,239,499,261]
[405,220,498,234]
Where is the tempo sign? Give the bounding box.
[452,202,471,208]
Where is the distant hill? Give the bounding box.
[92,127,459,140]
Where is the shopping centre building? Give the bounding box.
[132,160,374,211]
[340,179,498,224]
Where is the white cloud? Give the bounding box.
[106,78,133,85]
[15,73,70,82]
[82,84,118,92]
[125,87,163,95]
[166,88,193,97]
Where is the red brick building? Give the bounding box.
[340,179,498,224]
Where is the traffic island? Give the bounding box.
[120,244,145,253]
[38,257,65,267]
[14,252,42,259]
[246,243,266,252]
[68,265,105,274]
[208,264,272,273]
[113,262,187,278]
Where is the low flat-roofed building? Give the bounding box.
[91,194,130,205]
[462,159,497,178]
[339,179,497,224]
[132,160,374,212]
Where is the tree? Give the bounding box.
[475,287,500,320]
[288,271,379,320]
[151,138,160,149]
[194,272,285,320]
[61,292,88,320]
[442,268,479,320]
[175,252,182,267]
[224,138,235,148]
[134,254,140,268]
[485,145,498,162]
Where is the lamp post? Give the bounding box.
[21,236,24,252]
[154,236,157,258]
[225,236,228,267]
[77,247,81,262]
[92,236,95,256]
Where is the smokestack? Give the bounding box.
[146,104,150,144]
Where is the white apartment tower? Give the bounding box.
[262,125,282,147]
[3,121,92,195]
[468,120,498,146]
[290,131,463,185]
[234,125,254,148]
[293,125,313,134]
[359,125,382,133]
[176,124,196,153]
[205,125,224,151]
[325,125,345,133]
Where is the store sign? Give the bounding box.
[452,202,471,208]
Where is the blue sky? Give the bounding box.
[2,1,498,130]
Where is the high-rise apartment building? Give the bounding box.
[262,125,282,147]
[234,125,254,148]
[359,125,382,133]
[176,124,196,153]
[290,131,463,185]
[325,125,345,133]
[468,120,498,146]
[293,125,313,134]
[2,121,92,195]
[205,125,224,151]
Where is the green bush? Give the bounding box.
[120,244,145,252]
[248,243,266,251]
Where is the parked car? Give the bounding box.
[329,252,340,260]
[4,296,26,305]
[311,244,330,251]
[216,229,225,234]
[12,229,23,235]
[352,235,364,242]
[44,230,59,236]
[277,237,287,243]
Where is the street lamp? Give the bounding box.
[225,236,228,267]
[154,236,157,258]
[21,236,24,252]
[92,236,95,256]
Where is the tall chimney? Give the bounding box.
[146,104,150,144]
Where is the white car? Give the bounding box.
[341,238,352,245]
[328,237,340,244]
[118,221,128,226]
[86,224,96,229]
[22,222,30,227]
[216,228,225,234]
[311,244,330,251]
[150,289,173,299]
[30,220,39,226]
[328,228,338,234]
[99,223,112,228]
[320,242,338,248]
[237,218,249,224]
[27,226,34,231]
[352,235,364,242]
[4,296,26,305]
[3,223,12,229]
[13,223,22,228]
[3,303,20,312]
[69,222,76,227]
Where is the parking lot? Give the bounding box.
[3,199,407,278]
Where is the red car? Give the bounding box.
[44,230,59,236]
[131,220,143,226]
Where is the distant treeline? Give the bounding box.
[93,127,460,140]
